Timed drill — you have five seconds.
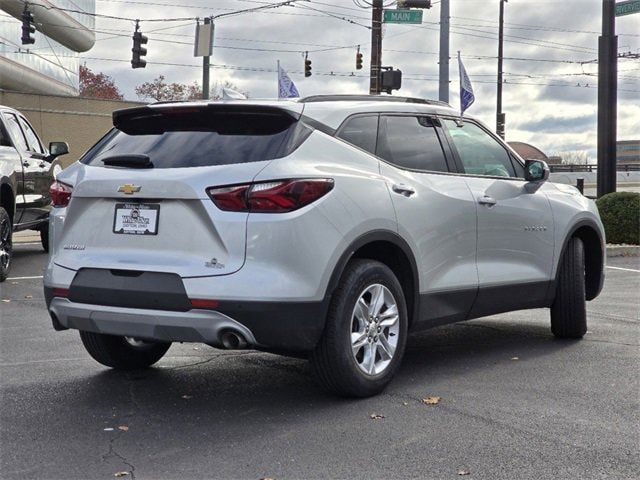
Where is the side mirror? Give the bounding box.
[48,141,69,158]
[524,159,550,183]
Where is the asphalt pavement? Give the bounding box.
[1,241,639,480]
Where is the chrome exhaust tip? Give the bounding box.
[220,330,248,350]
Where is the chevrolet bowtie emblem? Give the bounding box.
[117,184,141,195]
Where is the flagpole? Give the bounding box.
[277,59,280,99]
[458,51,462,119]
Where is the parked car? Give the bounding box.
[43,95,605,397]
[0,105,68,281]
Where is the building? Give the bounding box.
[0,0,95,96]
[617,140,640,165]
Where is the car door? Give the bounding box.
[15,114,50,226]
[440,118,554,317]
[2,112,29,225]
[374,114,478,328]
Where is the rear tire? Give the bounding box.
[40,224,49,253]
[551,236,587,339]
[310,259,408,397]
[0,207,12,283]
[79,331,171,370]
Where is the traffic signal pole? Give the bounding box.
[438,0,449,103]
[597,0,617,197]
[496,0,506,139]
[369,0,383,94]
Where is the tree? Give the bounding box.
[79,64,123,100]
[134,76,247,102]
[554,150,592,165]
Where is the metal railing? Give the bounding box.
[549,164,640,172]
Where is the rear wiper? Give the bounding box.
[101,154,153,168]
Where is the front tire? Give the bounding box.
[0,207,12,283]
[551,237,587,339]
[310,259,408,397]
[79,331,171,370]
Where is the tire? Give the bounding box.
[551,236,587,339]
[310,259,408,397]
[0,207,12,283]
[79,331,171,370]
[40,224,49,253]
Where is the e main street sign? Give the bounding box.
[615,0,640,16]
[383,9,423,24]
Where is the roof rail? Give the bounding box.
[300,94,452,107]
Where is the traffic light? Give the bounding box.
[304,52,312,77]
[131,22,148,69]
[21,6,36,45]
[381,68,402,94]
[356,47,363,70]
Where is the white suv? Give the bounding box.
[43,95,605,397]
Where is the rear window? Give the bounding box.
[82,106,310,168]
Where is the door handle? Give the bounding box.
[392,183,416,197]
[478,195,497,206]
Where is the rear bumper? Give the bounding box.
[45,287,328,352]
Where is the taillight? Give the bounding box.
[49,181,73,207]
[207,179,334,213]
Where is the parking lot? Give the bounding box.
[1,238,638,480]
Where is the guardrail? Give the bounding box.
[549,164,640,172]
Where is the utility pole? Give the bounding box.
[202,17,211,100]
[597,0,617,197]
[369,0,383,94]
[496,0,506,139]
[438,0,449,103]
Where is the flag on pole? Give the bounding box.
[222,88,246,100]
[458,51,475,116]
[277,61,300,99]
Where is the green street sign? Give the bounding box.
[383,9,423,24]
[616,0,640,16]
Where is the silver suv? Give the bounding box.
[43,95,605,397]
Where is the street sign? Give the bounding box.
[383,9,423,24]
[615,0,640,16]
[194,21,214,57]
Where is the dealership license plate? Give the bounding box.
[113,203,160,235]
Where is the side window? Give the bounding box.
[337,115,378,154]
[377,116,449,172]
[0,123,11,147]
[4,114,28,152]
[443,120,516,178]
[18,116,45,154]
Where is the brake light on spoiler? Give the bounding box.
[207,179,334,213]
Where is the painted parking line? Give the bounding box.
[5,275,43,281]
[606,266,640,273]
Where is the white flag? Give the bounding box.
[278,63,300,99]
[458,51,475,116]
[222,88,246,100]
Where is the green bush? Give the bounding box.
[596,192,640,245]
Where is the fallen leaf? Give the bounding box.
[193,347,200,351]
[511,357,519,361]
[402,402,408,406]
[114,472,129,478]
[1,299,10,303]
[103,428,114,431]
[422,396,441,405]
[369,413,385,420]
[24,295,33,299]
[457,469,471,476]
[118,425,129,431]
[259,478,274,480]
[181,395,193,399]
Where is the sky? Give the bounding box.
[83,0,639,158]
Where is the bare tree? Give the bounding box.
[553,150,592,165]
[135,76,247,102]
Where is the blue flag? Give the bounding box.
[278,63,300,99]
[458,52,475,116]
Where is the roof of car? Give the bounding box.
[141,95,462,131]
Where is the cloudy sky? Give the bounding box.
[84,0,639,158]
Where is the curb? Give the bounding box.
[606,245,640,257]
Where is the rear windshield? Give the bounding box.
[82,107,310,168]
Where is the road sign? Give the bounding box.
[383,9,423,24]
[615,0,640,16]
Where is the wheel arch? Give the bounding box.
[326,230,420,328]
[0,180,15,225]
[556,219,605,301]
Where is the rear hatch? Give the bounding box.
[54,102,305,277]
